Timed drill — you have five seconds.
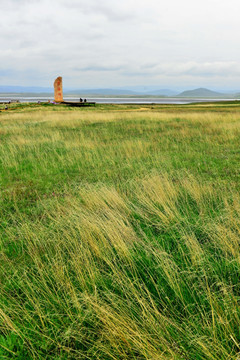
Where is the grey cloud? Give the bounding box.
[0,69,13,77]
[120,62,240,79]
[1,0,240,88]
[60,0,135,22]
[74,65,124,72]
[120,70,155,77]
[159,62,240,78]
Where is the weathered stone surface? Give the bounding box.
[54,76,63,102]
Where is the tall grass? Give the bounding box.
[0,104,240,359]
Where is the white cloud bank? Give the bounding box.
[1,0,240,89]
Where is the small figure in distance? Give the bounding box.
[84,99,87,103]
[80,98,83,103]
[5,105,8,110]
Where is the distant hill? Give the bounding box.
[66,89,139,96]
[144,89,178,96]
[177,88,226,97]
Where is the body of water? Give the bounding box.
[0,95,238,104]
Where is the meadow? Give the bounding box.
[0,102,240,359]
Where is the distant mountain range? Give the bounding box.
[0,86,176,96]
[67,88,138,96]
[145,89,178,96]
[0,86,239,98]
[66,88,179,96]
[0,86,53,93]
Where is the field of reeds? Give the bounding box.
[0,102,240,359]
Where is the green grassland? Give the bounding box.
[0,102,240,359]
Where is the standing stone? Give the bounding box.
[54,76,63,102]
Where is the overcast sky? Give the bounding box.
[1,0,240,90]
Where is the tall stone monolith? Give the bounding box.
[54,76,63,102]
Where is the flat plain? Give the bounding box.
[0,102,240,359]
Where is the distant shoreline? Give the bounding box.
[1,97,239,106]
[0,93,239,99]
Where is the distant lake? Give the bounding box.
[0,95,238,105]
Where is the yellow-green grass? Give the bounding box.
[0,103,240,359]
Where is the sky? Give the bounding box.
[1,0,240,90]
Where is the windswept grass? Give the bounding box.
[0,104,240,359]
